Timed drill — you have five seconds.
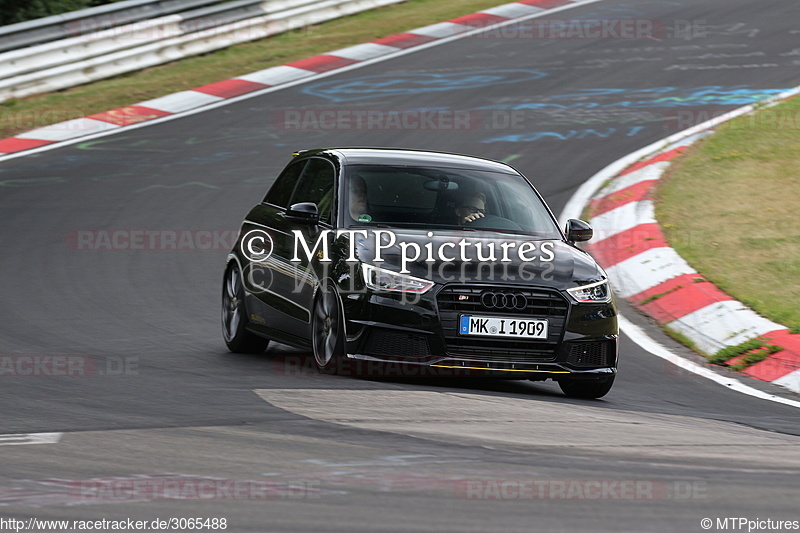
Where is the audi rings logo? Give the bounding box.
[480,291,527,310]
[241,229,273,262]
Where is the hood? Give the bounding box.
[342,228,604,290]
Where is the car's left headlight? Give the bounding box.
[567,279,612,303]
[362,264,434,294]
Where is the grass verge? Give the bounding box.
[656,96,800,334]
[708,337,783,369]
[0,0,508,140]
[663,326,702,355]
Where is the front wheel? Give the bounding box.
[222,264,270,353]
[558,375,615,399]
[312,281,347,374]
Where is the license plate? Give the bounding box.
[459,315,548,339]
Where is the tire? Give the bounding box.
[222,263,270,353]
[558,375,615,399]
[312,281,347,374]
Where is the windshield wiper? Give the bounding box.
[349,224,392,228]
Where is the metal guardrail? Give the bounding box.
[0,0,406,103]
[0,0,221,52]
[0,0,319,79]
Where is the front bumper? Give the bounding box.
[340,282,619,379]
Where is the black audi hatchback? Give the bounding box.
[223,148,618,398]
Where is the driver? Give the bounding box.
[455,192,486,225]
[348,174,369,221]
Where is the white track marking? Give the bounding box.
[666,302,786,355]
[15,118,119,141]
[0,432,62,445]
[593,161,669,198]
[329,43,401,61]
[589,200,657,242]
[137,91,224,114]
[605,247,696,298]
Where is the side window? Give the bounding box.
[290,158,336,224]
[263,160,306,207]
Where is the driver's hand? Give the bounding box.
[463,212,485,223]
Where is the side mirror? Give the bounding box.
[566,219,593,243]
[286,202,319,224]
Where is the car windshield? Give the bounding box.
[340,165,562,238]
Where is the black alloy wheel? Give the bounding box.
[312,281,347,374]
[222,264,270,353]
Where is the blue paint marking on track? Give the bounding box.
[301,70,549,102]
[483,126,648,143]
[476,86,789,110]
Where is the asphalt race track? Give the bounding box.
[1,0,799,531]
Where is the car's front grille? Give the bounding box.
[565,341,613,368]
[437,286,569,317]
[436,285,569,363]
[362,329,431,358]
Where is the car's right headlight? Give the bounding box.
[362,264,434,294]
[567,279,612,303]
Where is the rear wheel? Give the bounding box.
[222,264,270,353]
[312,281,347,374]
[558,376,615,399]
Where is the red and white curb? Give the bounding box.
[0,0,591,157]
[581,91,800,394]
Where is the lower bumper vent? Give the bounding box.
[565,341,613,368]
[362,329,431,358]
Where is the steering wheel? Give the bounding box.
[464,214,523,231]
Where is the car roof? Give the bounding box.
[293,148,520,175]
